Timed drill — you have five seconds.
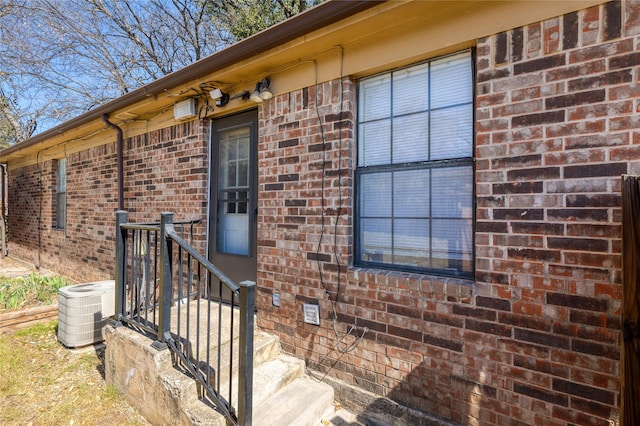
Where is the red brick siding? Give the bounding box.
[8,161,59,271]
[5,1,634,424]
[256,79,356,342]
[7,120,209,282]
[475,2,629,424]
[258,2,633,425]
[123,120,209,253]
[472,2,640,425]
[256,78,481,421]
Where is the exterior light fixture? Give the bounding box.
[216,92,230,107]
[250,82,263,103]
[214,90,250,107]
[209,88,230,107]
[259,77,273,100]
[250,77,273,103]
[209,88,223,100]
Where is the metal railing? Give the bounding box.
[114,211,255,426]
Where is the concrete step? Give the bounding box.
[197,330,281,389]
[254,377,335,426]
[196,352,305,422]
[251,354,306,408]
[136,299,336,425]
[182,375,336,426]
[168,299,242,361]
[185,354,333,426]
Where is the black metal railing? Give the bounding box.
[114,211,255,426]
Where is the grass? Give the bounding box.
[0,321,149,425]
[0,273,69,311]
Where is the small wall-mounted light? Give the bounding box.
[250,77,273,103]
[250,82,263,103]
[209,88,223,100]
[213,90,250,108]
[209,88,230,107]
[259,77,273,100]
[216,92,230,107]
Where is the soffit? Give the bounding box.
[1,0,603,164]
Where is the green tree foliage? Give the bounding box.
[206,0,321,42]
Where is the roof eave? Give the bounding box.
[0,0,383,159]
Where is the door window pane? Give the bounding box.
[217,128,250,255]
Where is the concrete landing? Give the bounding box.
[255,377,334,426]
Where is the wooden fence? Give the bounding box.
[620,175,640,426]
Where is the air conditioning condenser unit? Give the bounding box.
[57,280,115,348]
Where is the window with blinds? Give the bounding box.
[355,51,474,278]
[56,158,67,230]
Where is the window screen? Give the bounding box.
[56,158,66,230]
[356,51,474,277]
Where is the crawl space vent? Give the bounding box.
[57,280,115,348]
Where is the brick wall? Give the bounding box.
[475,2,633,423]
[256,78,353,348]
[7,120,209,282]
[123,120,209,253]
[8,160,58,271]
[6,1,635,424]
[257,2,635,425]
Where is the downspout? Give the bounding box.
[0,163,6,256]
[102,114,124,211]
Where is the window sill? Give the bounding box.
[348,265,474,303]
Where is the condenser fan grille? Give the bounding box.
[57,280,115,347]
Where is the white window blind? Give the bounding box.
[356,51,474,277]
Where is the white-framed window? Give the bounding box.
[56,158,66,230]
[355,51,474,278]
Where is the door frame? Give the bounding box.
[207,109,259,298]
